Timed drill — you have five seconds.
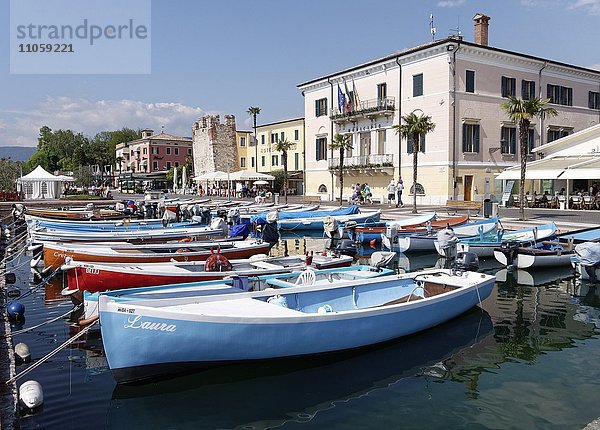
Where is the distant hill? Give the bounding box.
[0,146,36,161]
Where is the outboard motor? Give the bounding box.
[261,211,279,245]
[386,223,399,246]
[453,252,479,273]
[335,239,357,257]
[200,207,211,225]
[323,216,341,240]
[575,242,600,283]
[193,204,201,217]
[227,208,241,226]
[370,251,396,271]
[216,209,227,221]
[498,240,520,268]
[344,221,358,242]
[209,217,229,236]
[437,227,460,259]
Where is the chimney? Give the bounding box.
[141,128,154,139]
[473,13,490,46]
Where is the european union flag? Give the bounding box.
[337,84,346,111]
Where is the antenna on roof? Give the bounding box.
[161,125,164,133]
[430,14,436,41]
[450,16,462,38]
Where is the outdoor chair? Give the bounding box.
[525,195,535,208]
[583,195,594,210]
[570,196,583,209]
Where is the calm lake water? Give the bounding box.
[7,234,600,429]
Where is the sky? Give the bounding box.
[1,0,599,147]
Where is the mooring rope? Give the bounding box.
[6,321,97,385]
[5,305,82,338]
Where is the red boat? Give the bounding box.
[63,253,354,293]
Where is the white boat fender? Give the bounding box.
[27,243,43,253]
[267,295,288,308]
[15,343,31,363]
[30,255,42,268]
[19,380,43,410]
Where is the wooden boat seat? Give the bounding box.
[375,282,457,308]
[173,298,303,317]
[250,261,283,270]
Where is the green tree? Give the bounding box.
[247,106,261,169]
[501,96,558,220]
[273,137,294,203]
[393,111,436,214]
[329,133,353,206]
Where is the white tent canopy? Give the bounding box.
[495,156,600,180]
[229,170,275,181]
[195,171,228,181]
[16,165,75,199]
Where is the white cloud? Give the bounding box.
[437,0,466,7]
[568,0,600,14]
[522,0,600,14]
[0,97,214,146]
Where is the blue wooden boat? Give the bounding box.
[382,218,498,253]
[99,267,495,383]
[456,222,557,258]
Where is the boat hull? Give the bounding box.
[66,256,353,293]
[99,272,495,383]
[43,242,271,270]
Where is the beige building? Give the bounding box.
[298,13,600,203]
[254,117,305,194]
[235,130,253,170]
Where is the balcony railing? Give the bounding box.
[328,154,394,170]
[330,97,395,121]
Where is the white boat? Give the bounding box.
[383,218,498,253]
[456,223,557,258]
[493,240,575,269]
[99,267,495,383]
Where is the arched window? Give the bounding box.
[410,183,425,195]
[318,184,328,193]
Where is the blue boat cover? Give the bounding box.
[250,205,360,225]
[229,223,250,239]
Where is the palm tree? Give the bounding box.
[329,133,353,206]
[247,106,261,170]
[393,111,436,214]
[501,96,558,221]
[273,137,294,204]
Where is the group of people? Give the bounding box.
[349,183,373,205]
[387,178,404,208]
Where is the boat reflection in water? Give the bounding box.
[496,266,575,287]
[107,309,494,430]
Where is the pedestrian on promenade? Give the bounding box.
[396,177,404,208]
[387,179,396,208]
[364,183,373,205]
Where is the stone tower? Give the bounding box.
[192,115,238,176]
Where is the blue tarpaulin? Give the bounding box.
[250,205,360,225]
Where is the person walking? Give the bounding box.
[396,177,404,208]
[387,179,396,208]
[364,183,373,205]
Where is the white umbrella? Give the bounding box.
[173,166,178,193]
[181,166,187,194]
[230,170,275,181]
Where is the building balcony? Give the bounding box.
[328,154,394,176]
[330,97,395,122]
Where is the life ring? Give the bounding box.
[175,248,190,253]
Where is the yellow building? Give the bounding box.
[254,118,305,194]
[235,130,252,170]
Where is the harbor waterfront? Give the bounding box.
[0,197,599,429]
